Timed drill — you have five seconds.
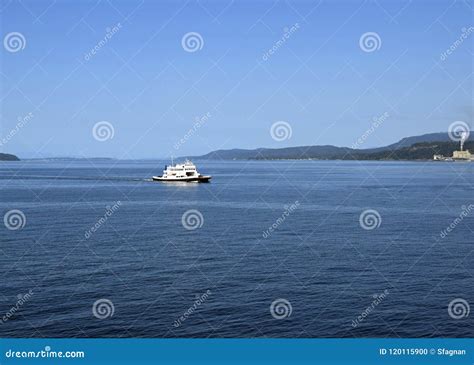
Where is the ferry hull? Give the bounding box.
[152,175,211,183]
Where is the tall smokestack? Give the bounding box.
[460,131,467,151]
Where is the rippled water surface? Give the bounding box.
[0,160,473,337]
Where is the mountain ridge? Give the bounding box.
[183,132,472,160]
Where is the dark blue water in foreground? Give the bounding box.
[0,160,473,338]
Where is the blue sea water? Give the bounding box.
[0,160,472,338]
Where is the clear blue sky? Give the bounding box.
[0,0,472,158]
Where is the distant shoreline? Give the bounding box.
[4,132,472,163]
[4,156,472,163]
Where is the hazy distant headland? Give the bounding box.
[185,132,473,161]
[0,155,118,162]
[23,157,116,162]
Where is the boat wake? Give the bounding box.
[0,175,150,182]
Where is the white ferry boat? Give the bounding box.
[152,160,211,182]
